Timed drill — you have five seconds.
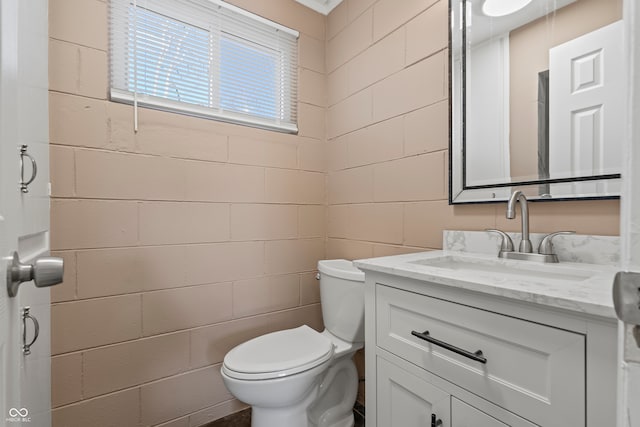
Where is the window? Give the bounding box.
[110,0,299,133]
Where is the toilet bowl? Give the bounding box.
[221,259,365,427]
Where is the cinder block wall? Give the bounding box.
[325,0,619,259]
[48,0,327,425]
[49,0,621,425]
[324,0,620,404]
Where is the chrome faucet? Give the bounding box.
[486,190,575,263]
[506,190,533,253]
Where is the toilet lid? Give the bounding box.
[222,325,334,380]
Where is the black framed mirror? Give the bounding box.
[449,0,623,204]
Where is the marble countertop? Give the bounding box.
[354,250,618,319]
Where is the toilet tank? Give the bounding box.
[317,259,365,343]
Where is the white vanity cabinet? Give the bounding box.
[360,269,618,427]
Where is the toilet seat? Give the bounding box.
[222,325,334,381]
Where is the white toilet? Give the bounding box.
[221,259,365,427]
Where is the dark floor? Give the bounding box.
[354,401,366,426]
[205,404,365,426]
[205,408,251,427]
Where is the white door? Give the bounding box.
[549,21,624,196]
[0,0,53,425]
[618,1,640,426]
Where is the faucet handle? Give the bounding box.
[485,229,515,253]
[538,231,575,255]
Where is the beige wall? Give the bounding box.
[509,0,623,178]
[325,0,618,405]
[326,0,619,262]
[48,0,621,424]
[48,0,326,425]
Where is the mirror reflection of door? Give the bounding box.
[466,35,511,188]
[463,0,623,193]
[549,21,624,196]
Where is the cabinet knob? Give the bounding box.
[431,413,442,427]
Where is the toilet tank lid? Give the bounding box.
[318,259,364,282]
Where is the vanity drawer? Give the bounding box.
[376,284,585,427]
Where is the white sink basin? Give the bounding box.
[408,255,598,282]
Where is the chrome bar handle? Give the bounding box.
[20,144,37,193]
[22,307,40,356]
[411,330,487,364]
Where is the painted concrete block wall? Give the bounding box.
[325,0,620,262]
[48,0,621,424]
[48,0,326,425]
[325,0,620,405]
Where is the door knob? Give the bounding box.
[613,271,640,325]
[7,251,64,297]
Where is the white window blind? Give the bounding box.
[110,0,299,133]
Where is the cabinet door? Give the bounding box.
[377,356,450,427]
[451,398,538,427]
[451,398,508,427]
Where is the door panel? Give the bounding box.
[0,0,51,425]
[377,356,450,427]
[619,2,640,426]
[451,398,508,427]
[0,0,23,421]
[549,21,624,196]
[451,398,538,427]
